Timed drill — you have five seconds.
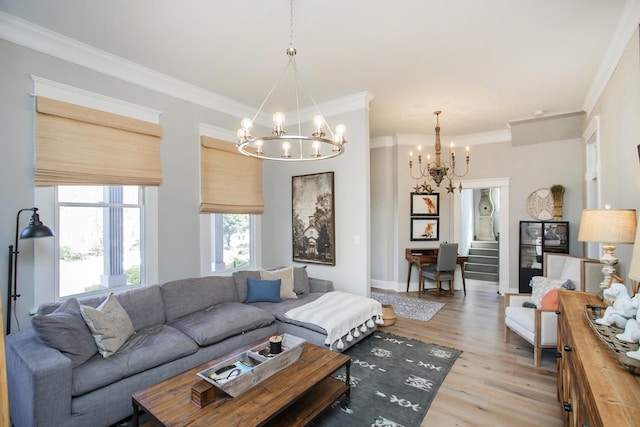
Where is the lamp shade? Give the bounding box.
[577,209,637,243]
[629,225,640,281]
[19,211,55,239]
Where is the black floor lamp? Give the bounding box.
[6,208,54,335]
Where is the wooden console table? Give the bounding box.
[557,291,640,426]
[405,248,468,293]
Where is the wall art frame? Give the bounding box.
[411,192,439,216]
[410,218,440,241]
[292,171,335,265]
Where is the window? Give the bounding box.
[210,214,252,272]
[56,185,144,297]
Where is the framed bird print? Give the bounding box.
[410,218,439,241]
[411,192,439,216]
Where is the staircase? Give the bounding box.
[464,240,499,282]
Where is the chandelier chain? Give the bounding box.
[289,0,295,48]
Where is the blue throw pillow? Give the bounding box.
[245,278,281,303]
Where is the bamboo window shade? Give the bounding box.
[35,97,163,186]
[200,136,263,214]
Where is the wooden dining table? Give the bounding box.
[405,248,468,294]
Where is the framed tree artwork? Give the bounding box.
[411,192,439,216]
[410,218,439,241]
[292,172,335,265]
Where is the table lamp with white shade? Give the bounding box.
[577,208,637,290]
[629,224,640,294]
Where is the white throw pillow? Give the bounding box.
[261,267,297,299]
[530,276,571,308]
[81,293,135,358]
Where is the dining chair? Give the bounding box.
[421,243,459,296]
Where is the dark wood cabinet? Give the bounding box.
[519,221,569,292]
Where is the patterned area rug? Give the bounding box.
[112,332,459,427]
[371,292,445,322]
[311,331,461,427]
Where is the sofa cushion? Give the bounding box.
[81,294,135,358]
[31,298,98,368]
[169,302,275,346]
[233,270,261,302]
[261,267,296,299]
[293,266,311,295]
[246,278,282,303]
[114,285,165,330]
[161,276,239,322]
[37,286,166,332]
[71,324,198,396]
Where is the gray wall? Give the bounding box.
[370,135,584,293]
[370,27,640,294]
[0,37,371,330]
[587,27,640,280]
[261,108,371,296]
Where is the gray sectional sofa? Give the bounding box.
[5,267,377,427]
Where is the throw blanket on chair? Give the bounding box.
[285,291,383,350]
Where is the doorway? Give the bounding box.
[453,178,511,295]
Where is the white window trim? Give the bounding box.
[30,78,160,311]
[198,122,262,276]
[199,214,261,277]
[33,187,158,310]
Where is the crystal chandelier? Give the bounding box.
[236,0,346,161]
[409,111,470,193]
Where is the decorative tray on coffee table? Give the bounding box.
[584,305,640,375]
[197,333,305,397]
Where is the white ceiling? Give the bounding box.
[0,0,632,139]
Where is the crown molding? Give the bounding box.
[31,75,162,123]
[370,136,396,149]
[0,11,369,124]
[199,123,237,142]
[394,129,511,146]
[583,0,640,115]
[451,129,512,146]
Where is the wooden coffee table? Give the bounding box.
[132,338,351,426]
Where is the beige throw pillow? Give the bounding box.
[81,293,135,358]
[261,267,297,299]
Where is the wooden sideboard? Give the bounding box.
[557,291,640,426]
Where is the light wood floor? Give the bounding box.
[375,280,563,427]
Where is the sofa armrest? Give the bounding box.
[5,330,74,427]
[504,292,532,307]
[309,277,334,293]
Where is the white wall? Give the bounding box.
[260,107,372,296]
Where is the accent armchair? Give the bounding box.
[504,253,601,366]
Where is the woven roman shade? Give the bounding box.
[35,97,163,186]
[200,136,263,214]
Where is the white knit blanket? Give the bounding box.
[285,291,383,349]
